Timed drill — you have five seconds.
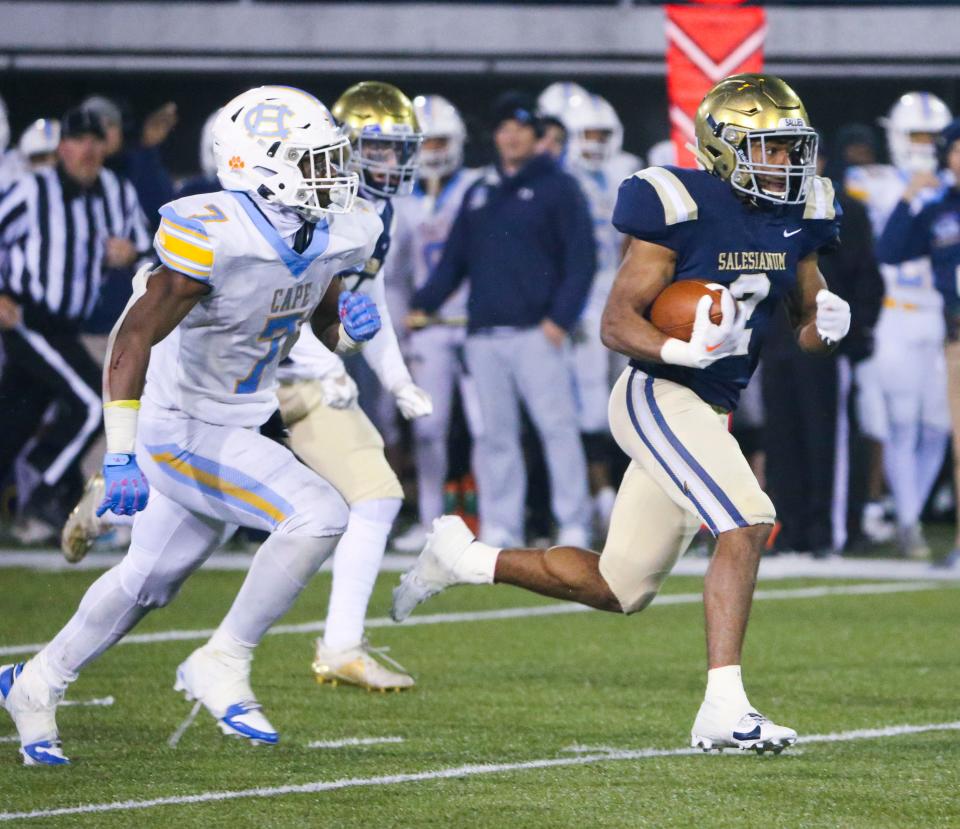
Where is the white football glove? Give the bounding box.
[660,286,746,369]
[815,288,851,345]
[393,382,434,420]
[318,366,359,409]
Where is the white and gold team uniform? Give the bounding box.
[136,189,380,565]
[566,150,641,435]
[845,164,949,440]
[391,169,484,528]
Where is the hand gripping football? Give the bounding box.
[649,279,724,342]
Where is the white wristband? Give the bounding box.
[103,400,140,454]
[334,323,362,356]
[660,337,697,368]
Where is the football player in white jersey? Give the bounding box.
[845,92,952,558]
[552,89,642,533]
[390,94,484,553]
[0,86,384,765]
[276,82,434,692]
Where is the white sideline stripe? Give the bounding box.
[0,736,17,743]
[2,720,958,822]
[0,581,948,658]
[60,696,114,708]
[307,736,405,750]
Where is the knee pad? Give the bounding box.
[275,482,350,539]
[116,546,187,609]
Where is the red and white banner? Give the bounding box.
[665,2,766,167]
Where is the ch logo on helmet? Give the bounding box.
[244,104,294,139]
[229,156,245,171]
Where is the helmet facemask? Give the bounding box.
[711,118,818,206]
[354,129,423,197]
[419,135,462,180]
[571,128,617,171]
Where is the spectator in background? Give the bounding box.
[876,117,960,568]
[17,119,60,171]
[176,108,222,199]
[410,91,596,548]
[762,140,884,556]
[81,95,176,231]
[824,123,878,184]
[538,115,567,161]
[0,107,150,542]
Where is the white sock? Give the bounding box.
[217,532,339,646]
[207,628,255,662]
[323,498,401,651]
[705,665,752,710]
[461,540,500,584]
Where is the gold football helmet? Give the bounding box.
[332,81,423,197]
[693,73,817,206]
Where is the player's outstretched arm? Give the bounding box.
[600,237,676,361]
[790,253,850,353]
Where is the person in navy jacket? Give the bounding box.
[411,91,596,548]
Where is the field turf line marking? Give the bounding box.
[0,581,948,658]
[307,736,405,749]
[2,721,958,822]
[0,736,17,743]
[61,696,114,708]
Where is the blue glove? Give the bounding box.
[96,453,150,517]
[338,290,381,342]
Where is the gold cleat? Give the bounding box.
[60,473,107,564]
[311,639,415,692]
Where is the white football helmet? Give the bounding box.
[563,93,623,171]
[537,81,590,121]
[412,94,466,180]
[646,139,677,169]
[883,92,952,173]
[213,85,358,220]
[0,95,9,152]
[18,119,60,166]
[199,109,220,179]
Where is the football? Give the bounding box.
[649,279,724,342]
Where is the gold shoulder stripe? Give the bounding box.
[634,167,698,225]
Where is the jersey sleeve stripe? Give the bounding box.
[155,246,212,280]
[158,205,210,241]
[804,176,836,221]
[157,223,214,265]
[635,167,698,225]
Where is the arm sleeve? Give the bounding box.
[875,200,931,264]
[547,176,596,331]
[359,270,414,392]
[411,193,470,313]
[154,205,214,286]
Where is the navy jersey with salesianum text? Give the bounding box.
[612,166,841,411]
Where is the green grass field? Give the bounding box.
[0,564,958,828]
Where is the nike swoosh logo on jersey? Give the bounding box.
[783,228,802,237]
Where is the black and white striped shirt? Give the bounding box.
[0,165,151,324]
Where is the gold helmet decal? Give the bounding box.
[693,73,818,206]
[332,81,423,197]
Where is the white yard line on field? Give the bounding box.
[2,720,958,822]
[60,696,114,708]
[0,580,950,658]
[306,736,406,750]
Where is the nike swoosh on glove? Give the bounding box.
[815,288,851,345]
[394,383,434,419]
[338,290,381,342]
[97,453,149,517]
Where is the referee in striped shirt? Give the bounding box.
[0,107,150,539]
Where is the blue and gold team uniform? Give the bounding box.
[612,165,841,412]
[598,166,840,614]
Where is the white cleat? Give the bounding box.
[392,523,428,554]
[173,646,278,746]
[312,639,415,692]
[0,661,69,766]
[691,701,797,755]
[61,473,108,564]
[391,515,479,622]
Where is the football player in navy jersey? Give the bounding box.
[392,74,851,754]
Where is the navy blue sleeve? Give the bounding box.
[122,146,175,232]
[875,200,932,264]
[611,174,676,247]
[411,190,471,313]
[546,174,596,330]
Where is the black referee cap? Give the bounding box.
[61,107,106,140]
